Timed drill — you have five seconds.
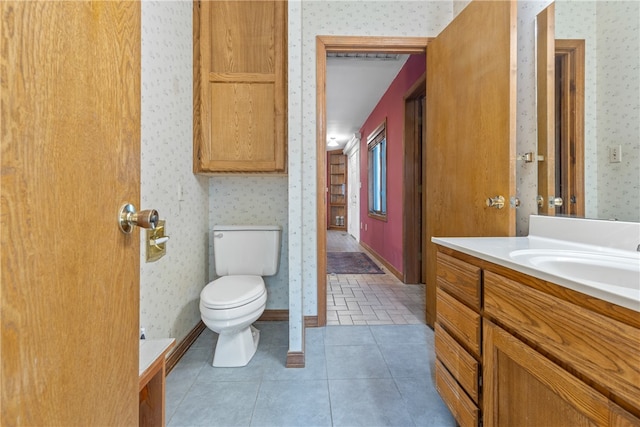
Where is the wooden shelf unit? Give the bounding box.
[328,150,347,230]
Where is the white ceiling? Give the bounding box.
[326,54,410,151]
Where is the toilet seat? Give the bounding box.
[200,275,266,310]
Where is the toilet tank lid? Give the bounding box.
[213,225,282,232]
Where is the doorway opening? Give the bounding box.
[316,36,430,326]
[403,79,426,284]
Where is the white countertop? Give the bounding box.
[139,338,175,377]
[432,216,640,312]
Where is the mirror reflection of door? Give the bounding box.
[555,39,585,216]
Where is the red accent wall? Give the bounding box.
[359,54,425,275]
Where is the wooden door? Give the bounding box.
[425,1,517,325]
[2,2,140,425]
[536,4,557,216]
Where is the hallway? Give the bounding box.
[326,230,425,326]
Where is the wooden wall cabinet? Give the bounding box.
[194,1,287,174]
[435,247,640,427]
[327,150,347,230]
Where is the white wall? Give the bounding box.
[555,1,639,222]
[594,2,639,221]
[555,1,599,218]
[140,1,210,342]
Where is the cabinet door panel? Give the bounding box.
[484,271,640,411]
[484,320,610,427]
[196,0,286,173]
[209,83,276,165]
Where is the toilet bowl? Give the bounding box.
[200,275,267,367]
[199,225,281,367]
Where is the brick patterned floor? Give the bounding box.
[326,230,426,326]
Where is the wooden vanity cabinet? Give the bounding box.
[194,0,287,173]
[434,252,482,427]
[435,247,640,427]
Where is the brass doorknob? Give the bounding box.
[486,196,505,209]
[550,197,563,207]
[118,203,159,234]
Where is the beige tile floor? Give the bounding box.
[326,230,426,326]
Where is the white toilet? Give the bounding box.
[199,225,281,367]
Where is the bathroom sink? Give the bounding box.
[509,249,640,290]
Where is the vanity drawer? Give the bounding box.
[436,359,479,427]
[437,252,482,309]
[435,323,480,403]
[484,270,640,411]
[437,288,481,358]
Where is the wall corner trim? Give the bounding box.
[285,351,305,368]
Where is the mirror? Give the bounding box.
[537,1,639,222]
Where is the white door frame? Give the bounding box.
[344,135,360,242]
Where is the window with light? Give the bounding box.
[368,120,387,220]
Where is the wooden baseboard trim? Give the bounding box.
[166,321,206,375]
[304,316,319,327]
[360,241,404,282]
[286,351,305,368]
[259,310,319,328]
[259,309,289,321]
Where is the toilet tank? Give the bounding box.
[213,225,282,276]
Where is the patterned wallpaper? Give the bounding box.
[594,2,640,222]
[209,176,290,309]
[556,1,640,222]
[140,1,210,343]
[287,0,304,351]
[555,1,599,218]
